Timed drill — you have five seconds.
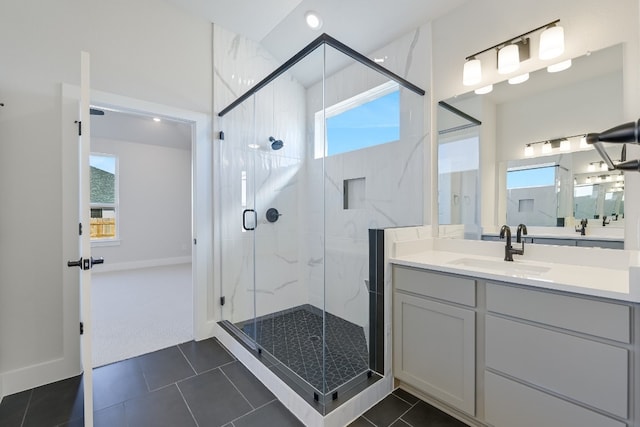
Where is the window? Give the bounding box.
[315,81,400,158]
[507,165,556,189]
[90,154,118,240]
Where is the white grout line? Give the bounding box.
[19,389,33,427]
[219,365,256,410]
[176,383,201,427]
[177,343,198,375]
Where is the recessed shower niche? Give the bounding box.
[215,33,425,423]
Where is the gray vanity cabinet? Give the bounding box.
[393,266,476,416]
[392,265,637,427]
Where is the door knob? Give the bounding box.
[67,256,104,270]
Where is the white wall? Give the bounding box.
[0,0,211,396]
[431,0,640,248]
[91,137,192,269]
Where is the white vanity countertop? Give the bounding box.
[389,237,640,303]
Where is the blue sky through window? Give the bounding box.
[90,154,116,174]
[507,166,556,189]
[326,90,399,156]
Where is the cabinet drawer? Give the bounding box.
[394,266,476,306]
[486,315,628,418]
[486,283,630,343]
[485,371,625,427]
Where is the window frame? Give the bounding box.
[90,152,120,246]
[314,80,400,159]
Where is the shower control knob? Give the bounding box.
[266,208,282,223]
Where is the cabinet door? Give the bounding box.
[394,292,475,415]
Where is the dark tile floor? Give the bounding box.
[348,388,469,427]
[0,338,468,427]
[0,338,302,427]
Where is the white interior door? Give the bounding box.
[66,51,97,427]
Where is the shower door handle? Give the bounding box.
[242,209,256,231]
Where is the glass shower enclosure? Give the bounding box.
[217,34,425,412]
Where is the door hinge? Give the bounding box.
[220,296,225,306]
[80,322,84,335]
[79,223,83,236]
[74,120,82,136]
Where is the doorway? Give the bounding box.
[89,107,195,367]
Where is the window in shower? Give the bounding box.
[314,81,400,158]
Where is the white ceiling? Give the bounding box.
[165,0,470,64]
[91,108,192,150]
[93,0,471,147]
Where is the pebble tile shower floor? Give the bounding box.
[239,304,369,393]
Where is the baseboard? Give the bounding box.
[92,256,192,273]
[1,357,80,397]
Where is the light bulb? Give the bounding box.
[587,163,596,172]
[542,142,552,154]
[586,177,592,184]
[579,136,588,149]
[559,139,570,151]
[601,162,608,171]
[304,11,323,30]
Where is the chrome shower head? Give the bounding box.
[269,136,284,150]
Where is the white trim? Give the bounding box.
[1,358,76,397]
[0,373,4,403]
[92,256,192,273]
[91,239,121,248]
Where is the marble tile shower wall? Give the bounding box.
[215,25,308,324]
[303,31,429,329]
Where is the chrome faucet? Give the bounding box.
[499,224,525,262]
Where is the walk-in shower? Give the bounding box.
[217,33,425,415]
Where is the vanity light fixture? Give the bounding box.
[596,176,603,183]
[524,144,534,157]
[522,133,588,158]
[617,174,624,181]
[461,19,561,87]
[474,84,493,95]
[153,117,161,122]
[588,163,596,172]
[606,175,613,182]
[586,176,592,184]
[600,161,608,171]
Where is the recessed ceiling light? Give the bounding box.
[305,11,323,30]
[153,117,161,122]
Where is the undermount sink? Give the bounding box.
[448,257,551,276]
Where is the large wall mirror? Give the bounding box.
[438,43,625,240]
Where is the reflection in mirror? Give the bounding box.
[438,43,624,239]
